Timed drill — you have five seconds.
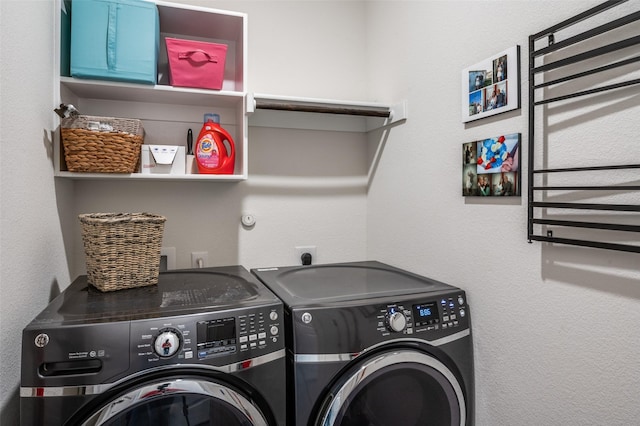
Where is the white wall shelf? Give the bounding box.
[54,171,245,182]
[60,77,245,108]
[53,1,406,182]
[54,0,248,181]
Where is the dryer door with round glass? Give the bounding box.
[316,349,466,426]
[75,377,271,426]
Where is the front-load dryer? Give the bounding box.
[21,266,285,426]
[252,261,474,426]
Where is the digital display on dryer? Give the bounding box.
[412,302,439,327]
[197,317,236,351]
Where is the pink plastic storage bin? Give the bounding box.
[165,37,227,90]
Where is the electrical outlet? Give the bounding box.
[160,247,176,271]
[295,246,317,265]
[191,251,209,268]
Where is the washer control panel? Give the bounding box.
[236,310,281,355]
[130,304,282,367]
[196,317,238,359]
[377,291,469,336]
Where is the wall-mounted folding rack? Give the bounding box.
[528,0,640,253]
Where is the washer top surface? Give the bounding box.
[28,266,281,327]
[252,261,457,307]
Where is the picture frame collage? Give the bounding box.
[462,133,521,197]
[461,45,520,123]
[460,46,521,198]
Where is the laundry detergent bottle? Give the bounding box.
[195,113,236,174]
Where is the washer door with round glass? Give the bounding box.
[316,349,466,426]
[77,377,270,426]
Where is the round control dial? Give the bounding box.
[154,328,181,358]
[386,311,407,332]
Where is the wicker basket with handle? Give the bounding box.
[79,213,166,292]
[61,115,144,173]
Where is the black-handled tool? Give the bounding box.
[187,129,193,155]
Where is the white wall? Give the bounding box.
[365,1,640,425]
[0,1,75,423]
[1,1,639,425]
[68,0,371,274]
[1,1,369,423]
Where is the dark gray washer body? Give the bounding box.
[21,266,286,426]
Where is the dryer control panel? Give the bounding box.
[413,293,467,333]
[377,291,469,337]
[289,290,469,354]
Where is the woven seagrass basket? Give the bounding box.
[61,115,144,173]
[79,213,166,292]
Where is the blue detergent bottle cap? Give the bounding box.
[204,113,220,123]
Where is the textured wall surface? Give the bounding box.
[2,1,639,425]
[365,1,640,425]
[0,1,73,423]
[1,1,369,423]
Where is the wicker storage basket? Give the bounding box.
[79,213,166,292]
[61,115,144,173]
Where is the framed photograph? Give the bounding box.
[461,46,520,123]
[462,133,521,197]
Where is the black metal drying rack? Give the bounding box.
[528,0,640,253]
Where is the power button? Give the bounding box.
[301,312,312,324]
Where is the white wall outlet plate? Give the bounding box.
[295,246,317,265]
[191,251,209,268]
[160,247,176,271]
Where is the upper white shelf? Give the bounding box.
[247,93,407,132]
[60,77,244,108]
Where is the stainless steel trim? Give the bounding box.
[20,384,112,397]
[295,330,470,363]
[21,349,285,398]
[81,378,269,426]
[296,353,359,363]
[200,348,286,373]
[430,328,471,346]
[318,350,466,426]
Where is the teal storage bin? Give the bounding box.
[60,0,71,77]
[71,0,159,84]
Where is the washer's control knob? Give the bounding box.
[458,296,465,305]
[386,311,407,332]
[154,329,181,358]
[459,309,466,318]
[270,326,279,336]
[270,311,278,321]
